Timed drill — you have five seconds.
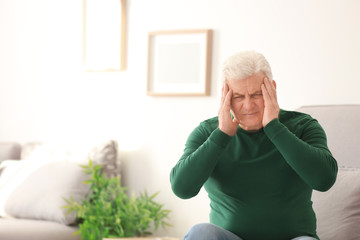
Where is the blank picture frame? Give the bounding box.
[147,29,213,96]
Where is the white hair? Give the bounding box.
[222,51,273,82]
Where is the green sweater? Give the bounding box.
[170,109,338,240]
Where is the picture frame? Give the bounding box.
[82,0,126,72]
[147,29,213,96]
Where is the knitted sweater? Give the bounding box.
[170,109,338,240]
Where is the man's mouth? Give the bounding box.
[242,112,258,116]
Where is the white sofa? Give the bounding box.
[296,105,360,239]
[0,140,120,240]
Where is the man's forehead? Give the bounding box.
[233,89,262,95]
[231,79,263,93]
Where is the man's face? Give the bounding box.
[227,72,266,131]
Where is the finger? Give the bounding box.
[232,115,239,125]
[261,84,271,106]
[268,78,277,102]
[262,82,278,110]
[221,83,229,101]
[219,89,233,125]
[264,78,277,105]
[221,84,225,106]
[225,88,232,107]
[221,89,232,112]
[264,78,274,97]
[220,83,227,109]
[221,84,230,106]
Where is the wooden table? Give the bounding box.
[103,238,180,240]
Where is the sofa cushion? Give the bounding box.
[312,167,360,239]
[3,161,90,225]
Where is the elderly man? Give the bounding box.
[170,51,338,240]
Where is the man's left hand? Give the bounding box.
[261,77,280,127]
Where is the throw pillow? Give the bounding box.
[312,167,360,240]
[0,157,67,217]
[4,161,90,225]
[0,160,27,216]
[22,140,119,177]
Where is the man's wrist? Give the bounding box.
[264,118,285,140]
[211,128,233,148]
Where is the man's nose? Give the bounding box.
[243,97,254,109]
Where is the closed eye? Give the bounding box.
[251,92,263,98]
[232,95,244,100]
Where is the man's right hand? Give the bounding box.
[218,83,239,136]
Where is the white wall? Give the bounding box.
[1,0,360,238]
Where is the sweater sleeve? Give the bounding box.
[170,125,232,199]
[264,118,338,192]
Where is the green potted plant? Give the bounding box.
[63,160,171,240]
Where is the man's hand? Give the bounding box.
[261,77,280,127]
[218,83,239,136]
